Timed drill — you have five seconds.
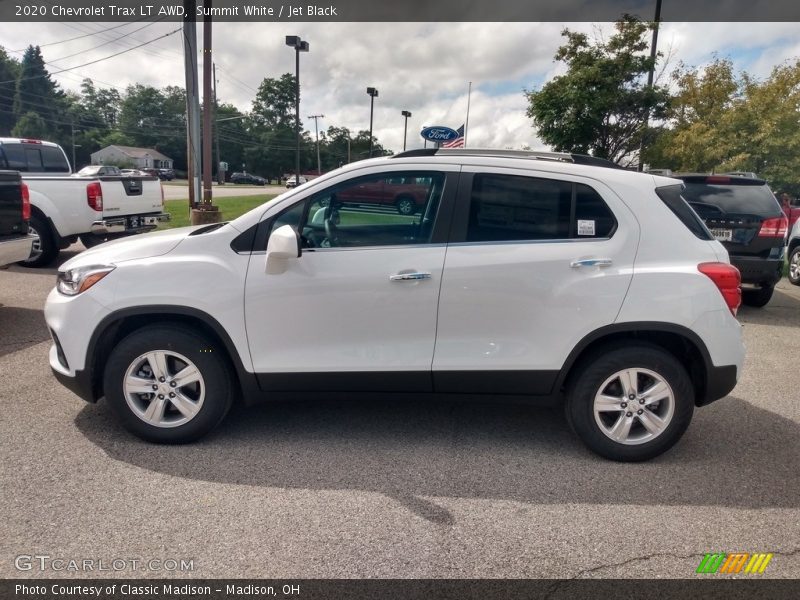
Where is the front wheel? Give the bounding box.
[103,325,234,443]
[566,345,694,461]
[741,284,774,308]
[788,247,800,286]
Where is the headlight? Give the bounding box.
[57,265,116,296]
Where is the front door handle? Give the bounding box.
[389,272,431,281]
[570,258,613,268]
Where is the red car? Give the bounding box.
[336,176,430,215]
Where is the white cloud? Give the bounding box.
[2,21,799,153]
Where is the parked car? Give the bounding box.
[231,172,266,185]
[788,218,800,286]
[0,170,33,269]
[157,168,175,181]
[336,175,430,214]
[286,175,308,188]
[45,149,744,462]
[0,138,170,266]
[672,173,787,307]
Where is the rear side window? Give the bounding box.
[0,143,69,173]
[655,185,712,240]
[680,182,782,218]
[41,145,70,172]
[465,174,616,242]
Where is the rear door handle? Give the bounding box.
[389,272,431,281]
[570,258,613,268]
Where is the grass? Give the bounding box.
[160,194,276,229]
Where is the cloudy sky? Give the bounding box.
[2,21,800,153]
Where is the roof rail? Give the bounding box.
[391,147,623,169]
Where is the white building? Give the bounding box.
[90,145,173,170]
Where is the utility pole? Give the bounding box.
[70,121,79,170]
[366,87,378,157]
[638,0,663,172]
[201,1,213,206]
[182,0,201,210]
[347,137,350,164]
[285,36,309,186]
[213,61,223,184]
[308,114,324,174]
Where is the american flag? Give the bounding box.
[441,124,465,148]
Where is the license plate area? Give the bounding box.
[710,228,733,242]
[127,215,160,229]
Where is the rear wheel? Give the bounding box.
[742,284,774,307]
[566,345,694,462]
[103,325,234,443]
[18,215,58,267]
[789,247,800,286]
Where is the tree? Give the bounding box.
[251,73,297,130]
[13,45,70,142]
[12,111,49,139]
[525,17,670,166]
[0,48,20,135]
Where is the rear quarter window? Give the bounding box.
[655,185,713,241]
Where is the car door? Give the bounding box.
[244,166,459,392]
[432,167,639,395]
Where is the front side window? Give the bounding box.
[268,171,446,249]
[465,174,616,242]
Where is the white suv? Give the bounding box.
[45,149,745,461]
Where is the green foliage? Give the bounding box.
[526,17,670,166]
[0,47,20,135]
[646,59,800,195]
[12,111,49,139]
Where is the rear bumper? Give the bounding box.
[698,364,739,406]
[731,256,783,286]
[91,213,170,235]
[0,234,34,267]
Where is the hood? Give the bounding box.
[60,226,200,270]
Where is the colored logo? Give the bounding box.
[696,552,773,574]
[420,126,460,142]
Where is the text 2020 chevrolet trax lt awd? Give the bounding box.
[45,150,745,461]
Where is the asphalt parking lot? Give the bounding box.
[1,250,798,580]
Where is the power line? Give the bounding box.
[46,21,162,64]
[10,20,150,52]
[0,28,183,85]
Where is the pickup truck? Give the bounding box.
[0,170,33,269]
[0,138,170,267]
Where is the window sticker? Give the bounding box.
[577,219,596,236]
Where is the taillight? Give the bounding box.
[758,216,788,238]
[21,181,30,221]
[87,182,103,211]
[698,262,741,316]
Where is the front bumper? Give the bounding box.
[91,213,170,235]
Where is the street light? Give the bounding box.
[286,35,309,186]
[308,114,324,174]
[401,110,412,151]
[366,87,378,157]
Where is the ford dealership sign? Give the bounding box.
[420,126,459,142]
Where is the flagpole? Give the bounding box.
[464,81,472,148]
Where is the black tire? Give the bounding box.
[565,344,695,462]
[741,284,774,308]
[788,247,800,286]
[396,196,416,215]
[79,233,111,248]
[103,324,234,443]
[18,215,59,267]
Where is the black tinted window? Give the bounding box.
[681,182,782,218]
[24,147,43,171]
[41,145,70,172]
[1,144,27,170]
[655,185,713,240]
[466,175,615,242]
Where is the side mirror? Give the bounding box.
[265,224,300,274]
